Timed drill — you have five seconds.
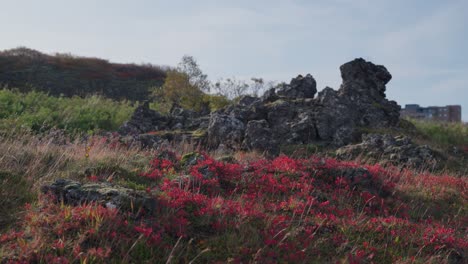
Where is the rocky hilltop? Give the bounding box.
[120,58,401,154]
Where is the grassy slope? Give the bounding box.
[408,119,468,148]
[0,47,166,101]
[0,89,466,263]
[0,133,466,263]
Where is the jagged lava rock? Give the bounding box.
[242,119,279,155]
[340,58,392,97]
[336,134,443,170]
[207,114,245,149]
[119,102,209,136]
[313,59,400,145]
[119,101,168,135]
[120,58,402,154]
[277,74,317,99]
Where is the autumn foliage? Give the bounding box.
[1,148,466,263]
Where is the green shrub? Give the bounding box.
[0,89,135,134]
[203,94,231,111]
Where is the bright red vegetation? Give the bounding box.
[1,152,466,263]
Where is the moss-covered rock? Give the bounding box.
[180,152,204,168]
[41,179,157,215]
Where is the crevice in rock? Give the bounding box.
[313,122,322,141]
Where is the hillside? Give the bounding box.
[0,47,166,101]
[0,56,466,263]
[0,135,466,263]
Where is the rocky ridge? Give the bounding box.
[119,58,401,154]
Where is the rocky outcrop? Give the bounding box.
[207,114,245,149]
[336,134,443,170]
[118,102,210,148]
[119,102,168,135]
[120,58,402,154]
[310,58,400,145]
[277,74,317,99]
[41,179,157,214]
[205,58,400,153]
[119,102,209,135]
[242,119,279,155]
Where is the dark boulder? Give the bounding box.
[311,59,400,146]
[277,74,317,99]
[119,102,168,135]
[242,119,278,155]
[340,58,392,97]
[313,87,356,144]
[287,112,317,144]
[261,88,278,103]
[266,100,296,130]
[207,114,245,149]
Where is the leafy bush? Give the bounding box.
[155,70,207,112]
[0,89,135,134]
[203,94,231,111]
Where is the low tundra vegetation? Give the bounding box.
[408,118,468,149]
[0,139,466,263]
[0,89,135,134]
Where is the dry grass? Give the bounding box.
[0,132,257,230]
[0,132,150,191]
[0,132,154,229]
[0,134,466,263]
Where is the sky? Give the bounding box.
[1,0,467,120]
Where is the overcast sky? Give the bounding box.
[1,0,467,120]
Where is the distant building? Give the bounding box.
[401,104,462,122]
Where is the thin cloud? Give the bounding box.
[0,0,466,119]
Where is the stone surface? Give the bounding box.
[119,102,168,135]
[207,114,245,149]
[242,119,278,154]
[119,102,209,136]
[41,179,157,214]
[215,58,400,151]
[336,134,443,170]
[120,58,403,154]
[277,74,317,99]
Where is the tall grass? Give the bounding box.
[408,118,468,147]
[0,142,466,263]
[0,132,152,230]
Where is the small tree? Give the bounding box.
[213,77,249,99]
[157,70,205,112]
[177,55,210,93]
[250,77,264,97]
[213,77,277,99]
